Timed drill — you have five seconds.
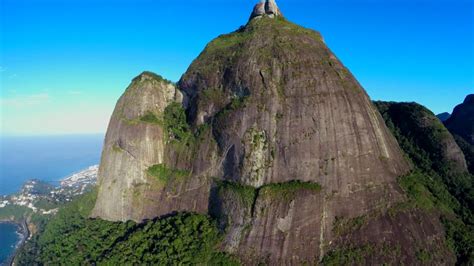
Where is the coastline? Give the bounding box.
[0,220,30,266]
[0,164,98,266]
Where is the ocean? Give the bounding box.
[0,134,104,195]
[0,223,20,265]
[0,134,104,264]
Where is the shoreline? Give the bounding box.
[0,220,30,266]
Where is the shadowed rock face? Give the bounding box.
[92,9,455,264]
[437,112,451,122]
[445,94,474,146]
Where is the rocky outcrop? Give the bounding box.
[250,0,282,20]
[92,3,455,264]
[91,72,183,221]
[445,94,474,145]
[178,16,413,262]
[92,71,221,222]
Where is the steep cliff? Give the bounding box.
[179,15,415,262]
[91,2,457,264]
[91,72,184,221]
[445,94,474,146]
[445,94,474,174]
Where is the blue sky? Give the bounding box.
[0,0,472,136]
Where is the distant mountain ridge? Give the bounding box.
[445,94,474,145]
[437,112,451,122]
[444,94,474,174]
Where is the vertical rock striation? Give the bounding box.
[91,72,183,221]
[92,2,455,264]
[179,16,411,263]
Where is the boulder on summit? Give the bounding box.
[250,0,282,20]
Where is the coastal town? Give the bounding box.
[0,165,99,265]
[0,165,98,221]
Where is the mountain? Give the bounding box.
[89,1,457,263]
[375,102,467,174]
[91,72,184,221]
[445,94,474,145]
[375,101,473,264]
[15,1,473,265]
[445,94,474,174]
[437,112,451,122]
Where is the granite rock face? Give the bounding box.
[91,72,183,221]
[179,17,413,262]
[92,7,455,264]
[250,0,282,20]
[180,17,410,194]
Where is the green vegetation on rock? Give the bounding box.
[375,101,474,264]
[216,181,257,208]
[416,249,432,263]
[215,96,249,120]
[139,111,161,124]
[162,102,215,159]
[147,164,190,184]
[453,134,474,174]
[333,215,368,237]
[214,180,321,220]
[441,215,474,264]
[132,71,173,85]
[321,244,401,266]
[259,180,321,200]
[396,171,455,214]
[323,102,474,265]
[16,189,239,265]
[163,102,195,147]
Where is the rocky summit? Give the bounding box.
[90,2,459,264]
[250,0,282,20]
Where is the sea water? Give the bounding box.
[0,223,21,265]
[0,134,104,195]
[0,134,104,263]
